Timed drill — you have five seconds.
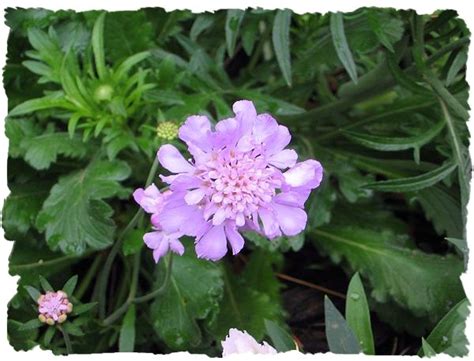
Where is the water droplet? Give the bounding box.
[442,336,449,344]
[350,293,360,300]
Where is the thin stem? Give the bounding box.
[58,325,72,355]
[276,273,346,300]
[102,253,173,326]
[134,253,173,304]
[98,156,160,319]
[75,253,104,300]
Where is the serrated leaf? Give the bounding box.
[345,273,374,354]
[445,238,468,269]
[36,160,131,255]
[419,298,469,357]
[272,9,292,86]
[151,251,223,351]
[119,304,136,352]
[209,256,283,342]
[225,10,245,57]
[264,319,295,352]
[343,118,444,156]
[324,296,361,354]
[62,275,78,296]
[330,13,358,83]
[20,132,88,170]
[364,161,456,193]
[313,226,465,320]
[412,185,463,239]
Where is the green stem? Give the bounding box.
[98,156,160,319]
[102,253,173,326]
[75,253,104,300]
[58,325,72,355]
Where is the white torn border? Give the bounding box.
[0,0,472,360]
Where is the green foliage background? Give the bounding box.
[2,7,470,355]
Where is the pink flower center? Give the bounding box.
[197,149,281,225]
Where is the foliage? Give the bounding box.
[3,7,470,356]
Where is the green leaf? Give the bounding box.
[20,132,88,170]
[410,185,463,239]
[92,12,107,79]
[190,14,214,41]
[63,322,84,336]
[19,319,43,331]
[366,10,403,52]
[43,325,56,346]
[386,53,432,96]
[24,286,41,302]
[343,118,444,162]
[9,92,74,116]
[420,298,469,357]
[421,338,437,357]
[272,9,292,86]
[324,296,361,354]
[62,275,78,296]
[119,304,136,352]
[151,250,223,351]
[36,160,131,255]
[2,181,51,237]
[313,226,465,320]
[209,253,283,342]
[446,50,467,87]
[225,10,245,56]
[445,238,468,268]
[39,275,53,292]
[264,319,295,352]
[72,302,97,316]
[345,273,374,355]
[364,161,456,193]
[122,229,144,256]
[330,13,358,83]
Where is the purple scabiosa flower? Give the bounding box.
[37,291,73,325]
[134,100,323,262]
[133,184,185,262]
[221,328,277,356]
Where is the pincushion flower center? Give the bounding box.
[202,150,280,224]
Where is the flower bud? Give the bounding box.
[37,290,73,325]
[156,121,179,140]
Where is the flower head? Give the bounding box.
[156,121,179,140]
[221,328,277,356]
[134,100,323,262]
[37,291,73,325]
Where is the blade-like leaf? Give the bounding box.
[264,319,296,352]
[225,10,244,57]
[345,273,374,355]
[43,326,56,346]
[19,319,43,331]
[419,298,469,357]
[24,286,41,302]
[39,275,53,292]
[272,9,292,86]
[324,296,361,354]
[119,305,136,352]
[330,13,358,83]
[421,338,437,357]
[9,93,74,116]
[62,275,78,296]
[92,12,107,79]
[364,161,456,193]
[446,50,467,87]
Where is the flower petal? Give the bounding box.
[253,114,278,143]
[272,202,307,236]
[233,100,257,135]
[157,144,195,174]
[224,224,245,255]
[143,231,164,250]
[185,188,206,205]
[258,208,281,239]
[284,159,323,189]
[178,115,213,151]
[264,125,291,155]
[195,225,228,261]
[268,149,297,169]
[169,237,185,255]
